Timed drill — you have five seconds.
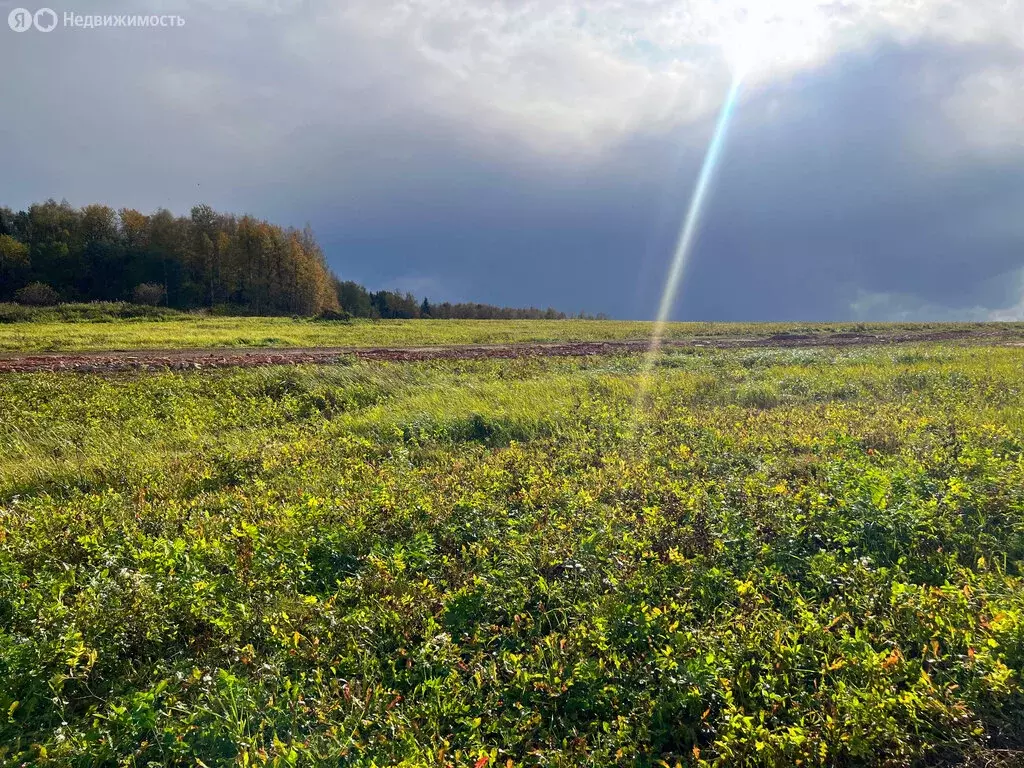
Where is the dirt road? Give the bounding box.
[0,328,1019,374]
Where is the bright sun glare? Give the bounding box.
[722,3,831,79]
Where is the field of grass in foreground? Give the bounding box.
[2,345,1023,766]
[1,310,1017,353]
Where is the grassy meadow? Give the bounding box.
[0,316,670,353]
[2,304,1018,353]
[1,334,1024,765]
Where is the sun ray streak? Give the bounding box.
[636,72,745,411]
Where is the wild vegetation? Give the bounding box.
[2,339,1023,766]
[1,312,1018,354]
[0,313,694,353]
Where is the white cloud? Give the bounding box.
[942,65,1024,157]
[51,0,1019,165]
[851,267,1024,322]
[988,269,1024,321]
[299,0,1024,151]
[849,290,982,322]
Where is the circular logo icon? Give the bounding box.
[7,7,33,31]
[34,8,58,31]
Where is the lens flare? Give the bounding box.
[636,72,744,408]
[633,5,829,413]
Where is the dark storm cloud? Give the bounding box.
[1,1,1022,319]
[674,43,1024,320]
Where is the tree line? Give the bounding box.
[0,200,338,315]
[0,200,574,320]
[333,281,568,320]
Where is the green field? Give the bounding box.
[0,306,1014,353]
[2,331,1024,766]
[0,317,669,353]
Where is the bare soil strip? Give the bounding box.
[0,328,1019,374]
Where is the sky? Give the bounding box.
[2,0,1023,320]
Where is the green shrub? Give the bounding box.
[0,303,33,323]
[315,308,352,322]
[132,282,167,306]
[14,281,59,306]
[0,302,187,323]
